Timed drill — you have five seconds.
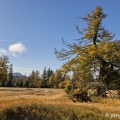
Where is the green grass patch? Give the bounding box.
[0,104,114,120]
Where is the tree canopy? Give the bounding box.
[55,6,120,100]
[0,56,9,83]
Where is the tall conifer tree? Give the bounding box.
[55,6,120,99]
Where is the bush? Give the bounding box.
[117,90,120,99]
[65,83,72,94]
[69,88,91,102]
[0,104,111,120]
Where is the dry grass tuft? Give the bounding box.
[0,87,120,115]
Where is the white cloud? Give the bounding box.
[9,42,27,57]
[0,48,10,56]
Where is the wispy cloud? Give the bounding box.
[0,48,10,56]
[8,42,27,57]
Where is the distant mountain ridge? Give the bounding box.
[13,72,25,77]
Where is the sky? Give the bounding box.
[0,0,120,76]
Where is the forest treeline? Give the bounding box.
[0,56,85,89]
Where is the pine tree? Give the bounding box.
[46,68,51,80]
[19,79,23,87]
[41,67,47,87]
[24,80,29,88]
[46,68,54,88]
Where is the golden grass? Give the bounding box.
[0,87,120,114]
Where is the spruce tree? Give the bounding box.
[41,67,47,87]
[19,79,23,87]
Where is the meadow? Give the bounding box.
[0,87,120,120]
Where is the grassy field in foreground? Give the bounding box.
[0,87,120,119]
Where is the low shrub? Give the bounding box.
[69,89,91,102]
[65,83,72,94]
[0,104,112,120]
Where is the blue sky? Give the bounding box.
[0,0,120,75]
